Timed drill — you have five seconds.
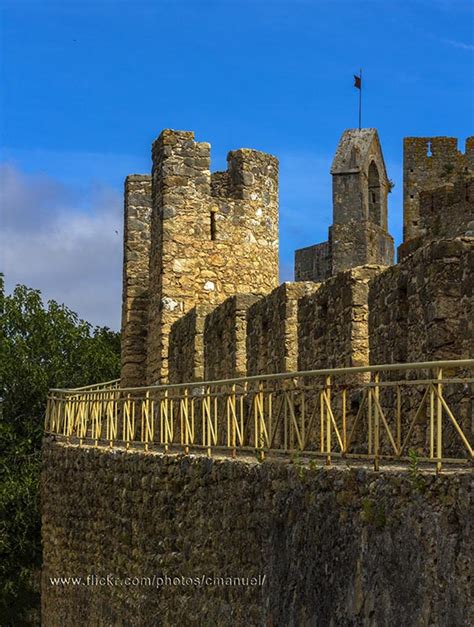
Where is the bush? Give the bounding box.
[0,275,120,623]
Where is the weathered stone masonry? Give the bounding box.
[403,136,474,242]
[298,265,384,373]
[369,237,473,455]
[121,128,473,394]
[168,305,212,384]
[294,129,394,283]
[121,175,152,388]
[203,294,259,381]
[45,127,474,624]
[42,442,473,626]
[146,131,279,384]
[399,175,474,260]
[246,282,318,376]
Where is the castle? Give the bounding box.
[43,128,474,625]
[120,128,473,388]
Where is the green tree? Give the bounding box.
[0,275,120,624]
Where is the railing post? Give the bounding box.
[299,378,305,450]
[429,378,435,459]
[268,387,273,454]
[396,384,401,456]
[254,382,265,462]
[240,382,246,448]
[436,367,443,474]
[367,385,372,456]
[206,386,211,458]
[325,375,331,466]
[93,391,99,447]
[227,384,236,457]
[190,391,195,450]
[342,387,347,454]
[373,372,380,471]
[162,390,169,453]
[320,384,324,455]
[143,390,151,452]
[182,388,189,454]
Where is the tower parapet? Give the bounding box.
[119,129,279,386]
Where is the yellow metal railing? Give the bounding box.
[45,360,474,472]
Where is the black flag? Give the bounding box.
[354,74,361,89]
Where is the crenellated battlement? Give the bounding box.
[121,129,279,386]
[120,127,473,394]
[43,125,474,627]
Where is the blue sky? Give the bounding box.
[1,0,473,328]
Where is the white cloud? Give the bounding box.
[0,163,123,330]
[443,38,474,51]
[0,148,404,333]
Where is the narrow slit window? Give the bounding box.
[210,211,217,241]
[368,161,381,225]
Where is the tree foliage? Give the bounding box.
[0,275,120,623]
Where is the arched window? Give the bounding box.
[368,161,381,225]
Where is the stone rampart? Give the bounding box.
[298,265,384,373]
[203,294,259,381]
[369,237,473,455]
[370,237,473,365]
[246,282,318,376]
[42,440,473,626]
[168,305,213,384]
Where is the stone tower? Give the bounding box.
[295,128,394,282]
[120,129,279,387]
[402,136,474,242]
[120,175,152,388]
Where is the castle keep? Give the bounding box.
[121,129,473,388]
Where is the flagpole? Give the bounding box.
[359,68,362,130]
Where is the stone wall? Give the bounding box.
[370,237,473,365]
[247,282,318,376]
[120,175,152,388]
[403,136,474,242]
[330,223,393,276]
[203,294,258,381]
[294,241,331,282]
[42,440,473,627]
[398,176,474,260]
[165,266,391,387]
[298,265,384,373]
[369,237,473,455]
[168,305,212,384]
[146,130,279,385]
